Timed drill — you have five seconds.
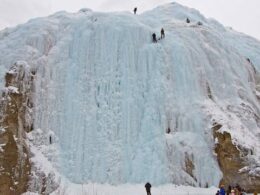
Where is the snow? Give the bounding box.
[0,143,6,152]
[0,127,6,133]
[6,86,19,94]
[23,183,219,195]
[26,132,60,193]
[1,2,260,192]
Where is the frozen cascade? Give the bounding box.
[1,2,260,187]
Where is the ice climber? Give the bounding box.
[152,33,157,43]
[134,7,137,14]
[145,182,152,195]
[49,135,52,144]
[186,18,190,23]
[161,28,165,39]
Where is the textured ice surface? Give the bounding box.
[1,2,260,187]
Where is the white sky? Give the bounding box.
[0,0,260,40]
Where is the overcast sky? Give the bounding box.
[0,0,259,40]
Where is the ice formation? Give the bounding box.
[1,2,260,188]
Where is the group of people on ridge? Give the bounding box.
[133,7,204,43]
[133,7,165,43]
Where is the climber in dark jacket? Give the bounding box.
[152,33,157,43]
[186,18,190,23]
[161,28,165,39]
[134,7,137,14]
[145,182,152,195]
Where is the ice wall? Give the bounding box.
[1,2,260,187]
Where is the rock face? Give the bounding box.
[0,62,34,194]
[213,123,260,193]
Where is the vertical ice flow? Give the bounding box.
[0,3,260,187]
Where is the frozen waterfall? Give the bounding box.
[1,2,260,187]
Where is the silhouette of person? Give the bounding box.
[161,28,165,39]
[145,182,152,195]
[134,7,137,14]
[152,33,157,43]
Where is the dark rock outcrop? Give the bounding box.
[0,61,34,194]
[213,123,260,193]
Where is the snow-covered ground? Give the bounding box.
[53,184,219,195]
[1,2,260,193]
[23,183,218,195]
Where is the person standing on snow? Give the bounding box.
[161,28,165,39]
[219,184,226,195]
[145,182,152,195]
[134,7,137,14]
